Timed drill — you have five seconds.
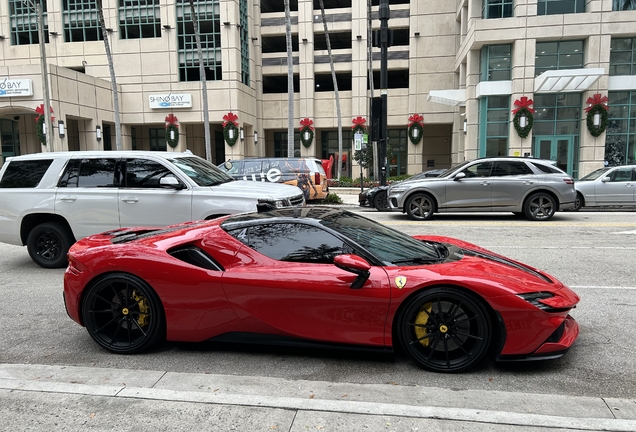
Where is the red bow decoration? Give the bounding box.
[222,112,239,127]
[408,113,424,127]
[35,104,55,123]
[513,97,535,114]
[585,94,609,112]
[300,118,314,130]
[164,114,179,128]
[351,116,366,129]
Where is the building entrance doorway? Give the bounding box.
[534,135,577,178]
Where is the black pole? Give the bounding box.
[378,0,389,186]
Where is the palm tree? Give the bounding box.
[284,0,294,157]
[189,0,212,161]
[319,0,342,180]
[96,0,121,150]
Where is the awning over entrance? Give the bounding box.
[427,89,466,107]
[534,68,604,93]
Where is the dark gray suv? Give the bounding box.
[388,157,576,221]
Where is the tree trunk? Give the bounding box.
[96,0,121,150]
[190,0,212,161]
[284,0,295,157]
[319,0,342,180]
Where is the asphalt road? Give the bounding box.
[1,208,635,400]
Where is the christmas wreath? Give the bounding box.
[222,112,239,146]
[351,116,367,136]
[164,114,180,148]
[585,94,609,138]
[407,114,424,144]
[35,104,55,145]
[300,118,314,148]
[512,96,534,139]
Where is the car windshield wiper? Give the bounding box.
[390,257,441,265]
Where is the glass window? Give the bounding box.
[77,159,119,188]
[9,0,49,45]
[481,45,511,82]
[167,155,233,186]
[608,167,635,181]
[388,129,408,177]
[492,161,534,176]
[1,119,21,162]
[119,0,161,39]
[482,0,513,19]
[537,0,585,15]
[533,93,582,136]
[0,160,53,188]
[610,38,636,76]
[535,40,584,76]
[149,128,166,151]
[274,132,301,157]
[480,96,509,157]
[239,0,250,86]
[606,91,636,165]
[462,161,494,178]
[613,0,636,11]
[62,0,103,42]
[123,159,173,188]
[238,223,346,264]
[177,0,222,82]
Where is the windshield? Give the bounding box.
[578,167,612,181]
[168,156,234,186]
[320,211,441,265]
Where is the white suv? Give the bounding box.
[0,151,305,268]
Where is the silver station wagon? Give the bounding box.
[388,157,576,221]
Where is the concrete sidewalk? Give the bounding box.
[1,363,635,431]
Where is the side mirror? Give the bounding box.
[159,175,184,189]
[601,176,611,183]
[334,254,371,289]
[454,172,466,181]
[224,161,233,170]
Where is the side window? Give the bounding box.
[77,159,119,188]
[242,160,263,176]
[226,160,243,175]
[58,159,80,187]
[232,223,347,264]
[0,159,53,188]
[492,161,534,176]
[530,162,561,174]
[124,159,174,188]
[609,168,634,182]
[462,161,493,178]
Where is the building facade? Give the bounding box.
[1,0,635,178]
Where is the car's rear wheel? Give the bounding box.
[523,192,556,221]
[572,192,583,212]
[397,287,491,373]
[26,222,75,268]
[82,273,165,354]
[405,193,435,220]
[373,190,390,212]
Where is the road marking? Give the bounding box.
[382,220,636,227]
[614,229,636,234]
[570,286,636,290]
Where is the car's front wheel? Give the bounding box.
[405,193,435,220]
[26,222,75,268]
[572,192,584,211]
[523,192,557,221]
[396,287,492,373]
[373,190,390,212]
[82,273,165,354]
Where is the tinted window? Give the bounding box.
[492,161,534,176]
[0,159,53,188]
[463,162,493,177]
[232,223,347,264]
[530,162,561,174]
[124,159,173,188]
[77,159,119,188]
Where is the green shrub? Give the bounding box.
[322,193,343,204]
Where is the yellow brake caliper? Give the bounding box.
[414,302,432,347]
[131,290,150,328]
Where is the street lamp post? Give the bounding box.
[35,0,54,151]
[378,0,389,186]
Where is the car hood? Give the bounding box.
[209,179,302,198]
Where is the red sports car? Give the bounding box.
[63,207,580,373]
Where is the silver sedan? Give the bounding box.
[573,165,636,211]
[388,157,577,221]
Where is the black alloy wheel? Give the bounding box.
[26,222,75,268]
[373,190,390,212]
[572,193,583,212]
[82,273,165,354]
[397,287,491,373]
[405,193,435,221]
[523,192,557,221]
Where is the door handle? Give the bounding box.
[481,181,490,186]
[122,197,139,203]
[524,181,535,185]
[59,196,77,202]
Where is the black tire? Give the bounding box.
[373,190,390,212]
[397,287,491,373]
[523,192,557,221]
[405,193,435,221]
[572,192,583,212]
[82,273,165,354]
[26,222,75,268]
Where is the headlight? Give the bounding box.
[390,184,410,194]
[517,292,555,311]
[257,199,285,209]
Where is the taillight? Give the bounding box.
[563,178,574,185]
[315,173,321,185]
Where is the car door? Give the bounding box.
[118,157,193,228]
[442,161,494,211]
[55,157,122,239]
[594,167,635,205]
[221,222,391,346]
[490,161,538,209]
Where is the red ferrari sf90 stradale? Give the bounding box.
[63,207,579,373]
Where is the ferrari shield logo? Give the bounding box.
[395,276,407,289]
